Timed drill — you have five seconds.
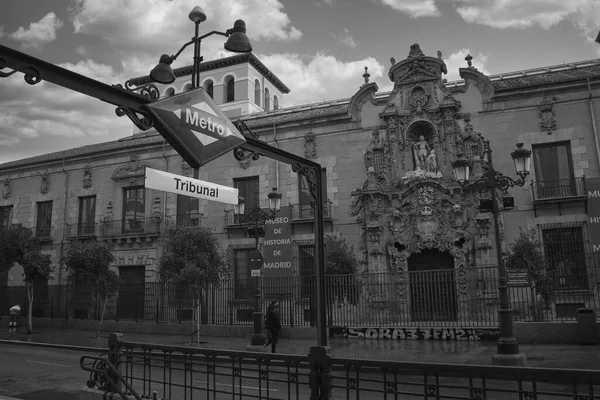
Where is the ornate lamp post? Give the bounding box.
[452,142,531,366]
[234,186,282,349]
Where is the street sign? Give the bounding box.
[251,270,261,277]
[144,167,239,205]
[249,250,264,270]
[146,88,246,168]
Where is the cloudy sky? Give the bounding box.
[1,0,599,164]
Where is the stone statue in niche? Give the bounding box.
[83,165,92,188]
[41,172,49,194]
[426,149,438,173]
[413,135,430,170]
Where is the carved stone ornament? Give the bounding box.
[239,158,252,169]
[83,165,92,188]
[103,201,114,223]
[538,96,556,134]
[304,131,317,159]
[407,85,430,113]
[112,154,151,185]
[40,172,49,194]
[152,196,163,221]
[2,178,10,200]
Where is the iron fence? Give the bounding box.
[3,266,599,327]
[99,217,162,237]
[81,333,600,400]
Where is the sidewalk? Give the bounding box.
[1,327,599,370]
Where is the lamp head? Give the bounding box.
[234,196,246,216]
[224,20,253,53]
[510,142,532,180]
[451,153,471,184]
[189,6,207,23]
[150,54,176,84]
[267,187,282,211]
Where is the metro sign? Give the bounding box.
[146,88,246,168]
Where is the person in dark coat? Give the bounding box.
[264,300,282,353]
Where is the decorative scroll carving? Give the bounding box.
[304,131,317,159]
[83,165,92,188]
[112,154,150,185]
[115,106,154,131]
[538,96,556,134]
[2,177,10,200]
[103,201,114,223]
[41,172,49,194]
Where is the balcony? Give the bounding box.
[99,217,162,243]
[33,225,53,242]
[291,200,332,221]
[66,222,97,239]
[531,177,587,216]
[165,213,205,229]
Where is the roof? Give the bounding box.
[3,57,600,170]
[129,53,290,94]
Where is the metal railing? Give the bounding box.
[531,177,586,202]
[5,266,599,326]
[99,217,163,237]
[165,213,204,229]
[66,222,97,238]
[291,200,332,220]
[82,333,600,400]
[33,225,52,239]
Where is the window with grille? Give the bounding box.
[533,142,575,199]
[234,176,259,224]
[372,149,385,171]
[0,205,12,229]
[36,201,52,237]
[176,194,200,228]
[122,187,145,233]
[233,247,254,298]
[463,138,479,161]
[298,169,327,219]
[299,244,315,298]
[78,196,96,236]
[541,224,588,290]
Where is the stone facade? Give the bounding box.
[1,45,600,324]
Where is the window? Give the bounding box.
[299,244,315,298]
[204,81,213,99]
[164,88,175,98]
[298,168,327,219]
[462,137,480,161]
[225,76,235,102]
[183,83,193,92]
[254,79,261,105]
[274,95,279,110]
[36,201,52,237]
[264,88,270,110]
[541,225,588,290]
[122,187,145,233]
[233,247,254,298]
[176,195,200,227]
[234,176,259,223]
[78,196,96,236]
[0,206,12,229]
[533,142,575,199]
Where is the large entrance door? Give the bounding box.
[408,249,457,322]
[118,266,145,321]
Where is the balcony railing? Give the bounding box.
[34,225,53,240]
[165,213,204,229]
[66,222,97,238]
[99,217,162,237]
[531,177,586,202]
[291,200,332,220]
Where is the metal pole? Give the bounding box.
[314,170,327,347]
[487,152,520,357]
[249,202,265,347]
[192,21,200,89]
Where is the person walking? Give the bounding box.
[9,304,21,328]
[263,300,282,353]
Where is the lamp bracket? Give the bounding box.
[293,162,320,209]
[0,58,41,84]
[115,106,155,131]
[113,81,160,101]
[461,169,526,193]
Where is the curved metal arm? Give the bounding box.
[462,170,527,193]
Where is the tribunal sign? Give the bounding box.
[146,88,246,168]
[262,206,293,278]
[588,178,600,252]
[144,167,238,205]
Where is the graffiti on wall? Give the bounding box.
[330,327,500,341]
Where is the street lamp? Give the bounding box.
[149,6,252,88]
[452,142,532,366]
[234,186,282,350]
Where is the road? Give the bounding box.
[0,344,97,399]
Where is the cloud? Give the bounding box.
[259,52,386,106]
[375,0,440,18]
[9,12,64,49]
[443,48,491,82]
[454,0,600,41]
[332,29,358,49]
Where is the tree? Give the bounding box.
[0,224,53,334]
[157,226,228,343]
[505,228,555,321]
[62,240,119,338]
[324,233,361,305]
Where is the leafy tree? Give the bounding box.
[505,228,555,320]
[63,240,119,338]
[157,226,228,343]
[324,233,361,305]
[0,224,53,334]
